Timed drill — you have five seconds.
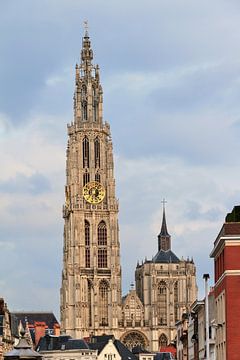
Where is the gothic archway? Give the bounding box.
[121,331,148,351]
[159,333,168,349]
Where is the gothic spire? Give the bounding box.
[74,23,103,125]
[158,200,171,251]
[81,21,93,68]
[160,199,170,237]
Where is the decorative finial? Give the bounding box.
[83,20,89,36]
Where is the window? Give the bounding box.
[98,221,107,268]
[85,221,90,268]
[82,85,87,121]
[99,280,108,326]
[93,87,98,122]
[83,171,90,186]
[157,281,167,325]
[82,137,89,168]
[95,172,101,183]
[98,248,107,268]
[94,137,100,168]
[174,282,178,322]
[98,221,107,245]
[88,281,92,326]
[121,331,147,351]
[159,333,168,348]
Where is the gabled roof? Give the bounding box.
[88,337,137,360]
[152,249,180,264]
[114,340,137,360]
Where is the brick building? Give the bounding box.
[210,205,240,360]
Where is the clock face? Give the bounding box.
[83,181,105,204]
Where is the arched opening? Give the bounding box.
[85,220,90,268]
[82,137,89,168]
[121,331,148,351]
[99,280,108,326]
[94,137,100,168]
[159,333,168,349]
[88,280,92,327]
[98,221,107,268]
[157,281,167,326]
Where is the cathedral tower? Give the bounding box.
[60,28,121,338]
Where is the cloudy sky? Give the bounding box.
[1,0,240,319]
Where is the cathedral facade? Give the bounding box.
[60,30,197,352]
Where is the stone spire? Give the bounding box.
[81,21,93,73]
[73,23,103,125]
[158,200,171,251]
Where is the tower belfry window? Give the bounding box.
[93,87,98,122]
[85,221,90,268]
[82,137,89,168]
[94,137,100,168]
[98,221,107,268]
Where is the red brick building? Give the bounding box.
[210,205,240,360]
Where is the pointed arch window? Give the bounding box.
[95,172,101,183]
[94,137,100,168]
[98,221,107,268]
[174,282,178,322]
[157,281,167,326]
[88,280,92,327]
[82,137,89,168]
[85,221,90,268]
[99,280,108,326]
[92,87,98,122]
[159,333,168,349]
[83,171,90,186]
[82,102,88,121]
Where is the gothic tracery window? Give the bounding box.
[88,280,92,326]
[157,281,167,326]
[99,280,108,326]
[92,87,98,122]
[95,171,101,183]
[83,170,90,186]
[121,331,147,351]
[159,333,168,349]
[85,221,90,268]
[82,137,89,168]
[94,137,100,168]
[82,85,87,121]
[98,221,107,268]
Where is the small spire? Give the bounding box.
[81,21,93,64]
[160,199,170,236]
[158,199,171,251]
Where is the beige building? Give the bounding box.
[60,29,197,352]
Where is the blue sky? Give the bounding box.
[1,0,240,319]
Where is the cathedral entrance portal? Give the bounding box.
[121,331,148,351]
